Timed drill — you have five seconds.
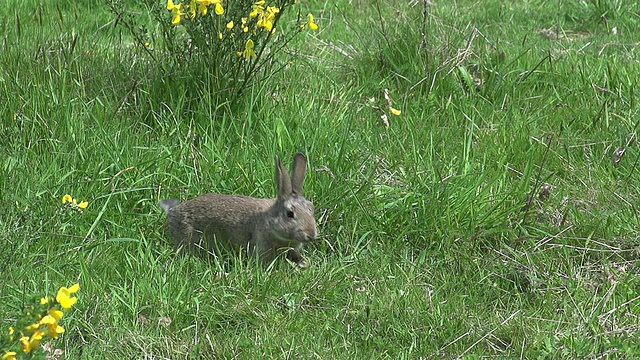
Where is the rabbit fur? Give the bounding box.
[159,152,317,267]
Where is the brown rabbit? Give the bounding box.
[159,153,317,267]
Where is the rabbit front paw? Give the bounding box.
[286,248,307,268]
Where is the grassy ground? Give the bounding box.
[2,0,640,358]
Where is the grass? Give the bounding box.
[2,0,640,358]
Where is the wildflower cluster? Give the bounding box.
[166,0,318,60]
[2,284,79,359]
[103,0,320,101]
[166,0,318,97]
[62,194,88,211]
[167,0,224,25]
[247,0,279,33]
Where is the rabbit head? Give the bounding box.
[266,152,318,245]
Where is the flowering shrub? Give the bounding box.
[104,0,319,101]
[1,284,79,359]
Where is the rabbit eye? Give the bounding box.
[286,210,295,218]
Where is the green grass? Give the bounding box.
[2,0,640,358]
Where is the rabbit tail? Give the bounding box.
[159,199,181,213]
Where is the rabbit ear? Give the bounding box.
[291,152,307,196]
[275,155,292,198]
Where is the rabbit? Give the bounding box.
[159,152,317,268]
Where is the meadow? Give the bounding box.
[2,0,640,358]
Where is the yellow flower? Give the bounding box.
[171,11,181,24]
[257,6,279,32]
[19,337,31,353]
[250,0,265,17]
[41,315,56,324]
[226,20,234,30]
[167,0,182,25]
[196,1,208,15]
[239,39,257,60]
[307,13,318,31]
[176,0,222,17]
[49,308,64,320]
[167,0,179,10]
[214,1,224,15]
[40,296,49,305]
[241,17,249,32]
[390,107,401,116]
[2,351,17,360]
[7,327,13,341]
[62,194,88,210]
[20,331,42,354]
[47,323,65,339]
[56,283,80,310]
[218,32,223,39]
[40,315,65,339]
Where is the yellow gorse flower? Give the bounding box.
[239,39,257,60]
[40,314,65,339]
[195,0,209,15]
[250,0,265,17]
[62,194,88,210]
[241,17,249,32]
[390,107,401,116]
[56,283,80,311]
[248,1,279,32]
[168,0,223,25]
[213,0,224,15]
[2,352,17,360]
[3,284,79,357]
[49,309,64,320]
[307,13,318,30]
[167,0,182,25]
[257,6,279,32]
[18,337,30,354]
[19,331,42,354]
[195,0,224,15]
